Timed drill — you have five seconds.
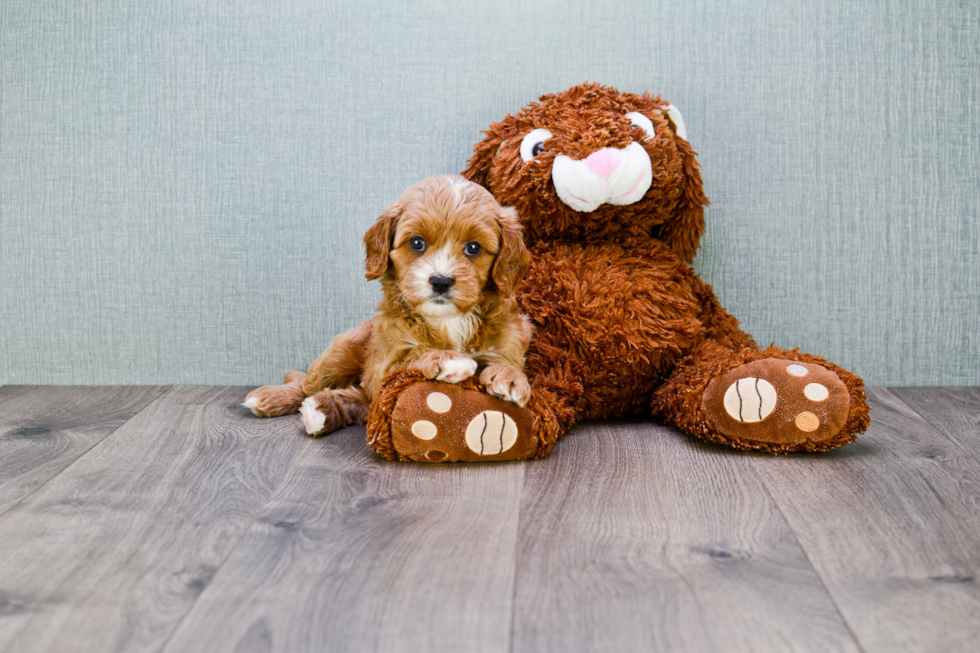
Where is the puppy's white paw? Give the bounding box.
[480,364,532,407]
[486,381,531,407]
[242,395,263,416]
[300,396,327,436]
[436,356,478,383]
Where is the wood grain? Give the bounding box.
[161,425,525,653]
[0,386,309,653]
[749,388,980,652]
[510,421,860,653]
[891,387,980,459]
[0,385,169,514]
[2,386,979,652]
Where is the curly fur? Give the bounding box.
[245,176,532,436]
[368,82,870,456]
[367,368,565,460]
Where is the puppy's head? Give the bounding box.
[364,176,530,318]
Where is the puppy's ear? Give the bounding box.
[364,202,401,280]
[491,206,531,295]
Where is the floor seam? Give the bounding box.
[884,387,980,466]
[153,436,317,653]
[506,460,527,653]
[752,465,869,653]
[0,385,173,521]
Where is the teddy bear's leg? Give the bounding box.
[365,369,572,463]
[652,340,870,452]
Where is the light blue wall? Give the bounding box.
[2,0,978,386]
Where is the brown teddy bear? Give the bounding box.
[366,83,870,462]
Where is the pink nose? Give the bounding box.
[585,149,620,179]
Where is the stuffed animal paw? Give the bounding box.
[701,358,854,450]
[367,370,543,463]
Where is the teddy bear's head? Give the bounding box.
[462,83,708,263]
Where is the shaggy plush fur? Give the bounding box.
[367,83,870,459]
[245,176,532,436]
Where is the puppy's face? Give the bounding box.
[390,192,498,318]
[364,176,529,318]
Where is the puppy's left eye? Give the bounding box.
[409,237,426,253]
[464,242,482,257]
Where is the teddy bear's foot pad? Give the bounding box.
[390,381,537,462]
[702,358,850,448]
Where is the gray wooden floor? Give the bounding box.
[0,386,978,653]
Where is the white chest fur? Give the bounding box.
[426,313,479,351]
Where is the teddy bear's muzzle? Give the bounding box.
[552,142,653,213]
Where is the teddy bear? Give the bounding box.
[365,83,870,463]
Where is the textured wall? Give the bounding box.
[1,0,978,386]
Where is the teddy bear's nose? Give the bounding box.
[584,149,620,179]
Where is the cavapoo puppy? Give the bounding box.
[244,175,533,436]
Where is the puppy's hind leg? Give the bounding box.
[300,386,369,437]
[244,379,306,417]
[245,320,372,419]
[302,320,373,396]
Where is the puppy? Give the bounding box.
[244,176,533,436]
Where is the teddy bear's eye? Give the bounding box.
[409,237,426,253]
[625,112,656,141]
[520,128,553,162]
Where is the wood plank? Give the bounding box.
[0,385,169,514]
[749,388,980,652]
[891,387,980,459]
[161,426,524,653]
[511,421,860,653]
[0,386,33,401]
[0,386,310,653]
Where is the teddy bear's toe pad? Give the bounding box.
[703,358,850,446]
[390,381,536,462]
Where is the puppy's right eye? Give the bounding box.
[408,237,426,253]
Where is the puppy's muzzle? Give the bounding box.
[429,275,455,295]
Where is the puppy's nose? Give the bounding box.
[429,275,455,295]
[585,148,621,179]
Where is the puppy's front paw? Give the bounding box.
[437,357,479,383]
[479,364,531,407]
[413,351,478,384]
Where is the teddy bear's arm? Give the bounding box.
[687,273,758,351]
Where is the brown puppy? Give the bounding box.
[244,175,532,436]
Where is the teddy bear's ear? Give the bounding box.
[652,103,708,264]
[363,202,402,280]
[491,206,531,295]
[662,104,687,142]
